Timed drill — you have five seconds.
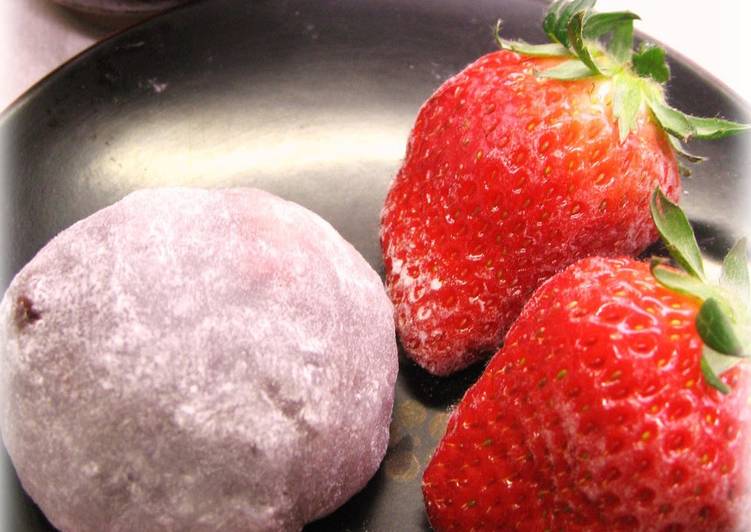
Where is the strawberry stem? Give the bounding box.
[496,0,750,144]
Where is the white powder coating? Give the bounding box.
[0,188,398,532]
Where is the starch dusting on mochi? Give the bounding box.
[0,188,398,532]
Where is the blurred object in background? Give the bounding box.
[0,0,191,110]
[52,0,190,17]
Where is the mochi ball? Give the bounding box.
[0,187,398,532]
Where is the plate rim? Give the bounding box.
[2,0,750,122]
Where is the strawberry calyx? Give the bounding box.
[495,0,750,147]
[650,188,750,393]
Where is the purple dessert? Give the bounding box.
[0,187,398,531]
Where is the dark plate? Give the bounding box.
[1,0,749,530]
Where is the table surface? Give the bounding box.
[2,0,750,111]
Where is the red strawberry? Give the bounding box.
[422,191,751,531]
[379,1,748,375]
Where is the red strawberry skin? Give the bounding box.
[380,50,681,375]
[422,257,750,531]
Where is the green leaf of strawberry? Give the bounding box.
[495,21,569,57]
[632,43,670,83]
[697,298,744,356]
[567,11,602,75]
[583,11,639,40]
[613,73,642,141]
[667,136,706,163]
[649,261,716,301]
[648,99,695,140]
[499,0,749,146]
[606,12,634,62]
[542,0,565,42]
[649,188,705,280]
[684,114,751,140]
[699,351,731,394]
[497,40,569,57]
[538,59,595,80]
[545,0,590,46]
[649,187,750,393]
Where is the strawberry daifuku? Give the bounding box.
[423,192,751,530]
[0,188,398,532]
[380,0,748,375]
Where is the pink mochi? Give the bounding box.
[0,187,398,532]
